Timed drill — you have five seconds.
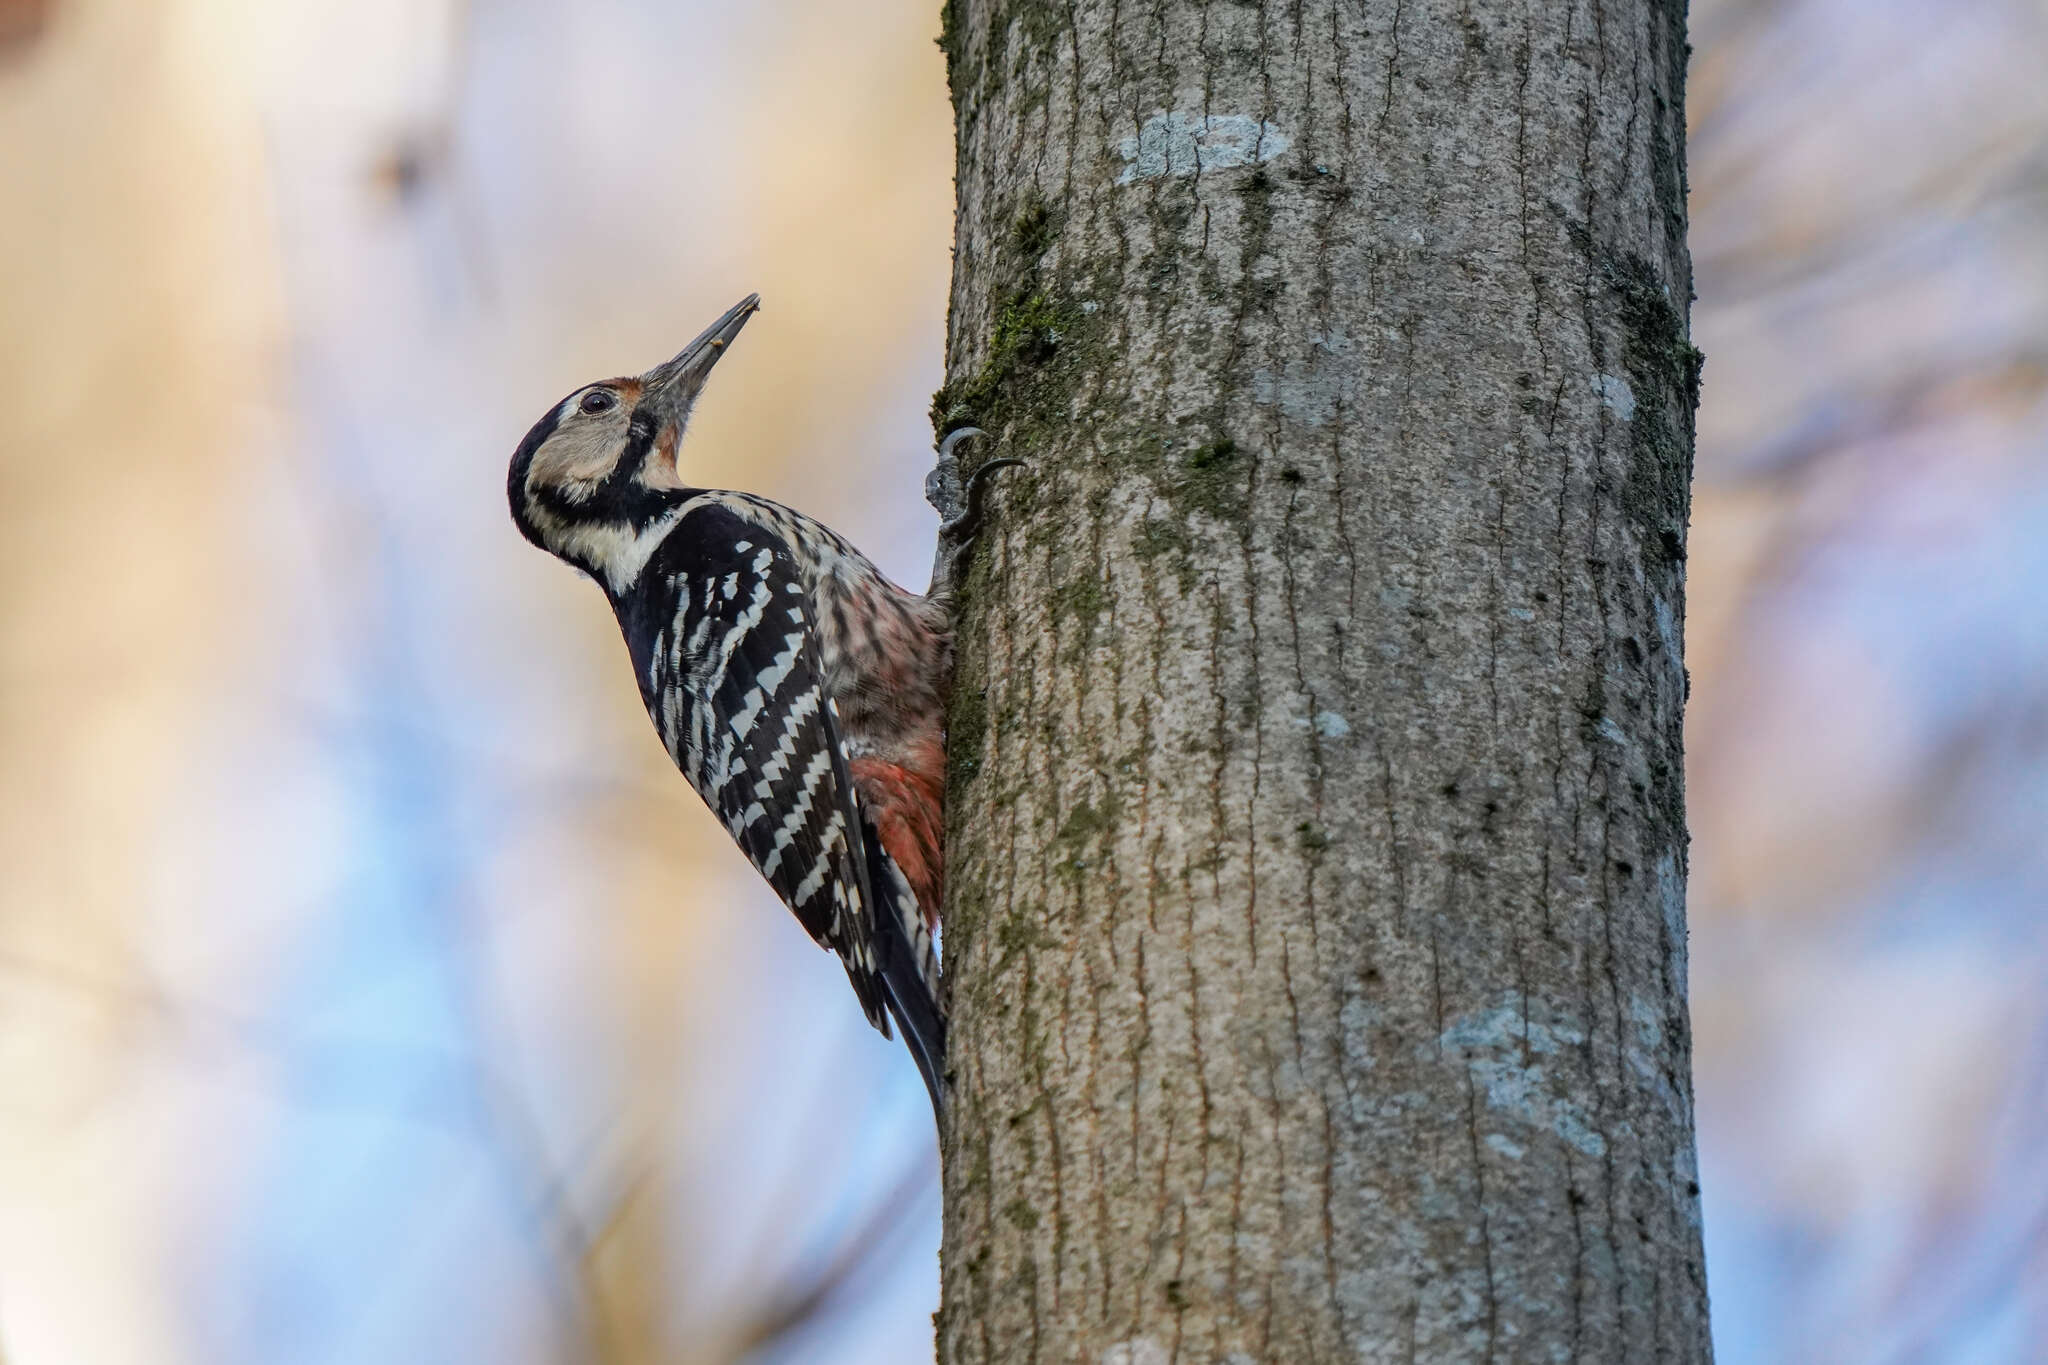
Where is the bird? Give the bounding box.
[505,294,1016,1124]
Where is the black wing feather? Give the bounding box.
[674,537,884,1019]
[633,508,944,1112]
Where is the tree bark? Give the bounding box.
[931,1,1708,1361]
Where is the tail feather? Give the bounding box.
[861,814,946,1131]
[882,947,946,1129]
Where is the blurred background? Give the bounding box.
[0,0,2041,1360]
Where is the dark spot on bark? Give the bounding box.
[948,684,988,787]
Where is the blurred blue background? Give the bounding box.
[0,0,2042,1360]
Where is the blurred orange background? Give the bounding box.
[1,1,2043,1361]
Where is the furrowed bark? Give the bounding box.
[931,2,1709,1360]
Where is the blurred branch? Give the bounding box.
[0,0,50,59]
[1722,349,2048,481]
[1686,0,1796,157]
[723,1153,938,1365]
[369,0,497,301]
[1688,0,1782,57]
[1692,149,2048,307]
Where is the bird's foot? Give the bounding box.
[926,428,1024,598]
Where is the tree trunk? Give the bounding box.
[931,1,1708,1360]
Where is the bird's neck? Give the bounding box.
[534,485,695,598]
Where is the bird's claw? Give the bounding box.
[933,427,1025,543]
[939,454,1025,544]
[937,426,986,466]
[928,428,1025,598]
[925,427,980,526]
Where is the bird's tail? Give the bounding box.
[863,817,947,1133]
[882,949,946,1132]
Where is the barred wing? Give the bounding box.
[641,529,891,1033]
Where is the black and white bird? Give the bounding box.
[507,295,1011,1122]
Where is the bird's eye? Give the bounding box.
[579,389,617,414]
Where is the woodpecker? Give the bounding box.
[506,295,1013,1122]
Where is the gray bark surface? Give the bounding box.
[930,2,1708,1360]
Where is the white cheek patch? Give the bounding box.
[533,421,624,487]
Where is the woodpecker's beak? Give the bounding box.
[642,294,760,423]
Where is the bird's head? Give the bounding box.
[508,293,759,591]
